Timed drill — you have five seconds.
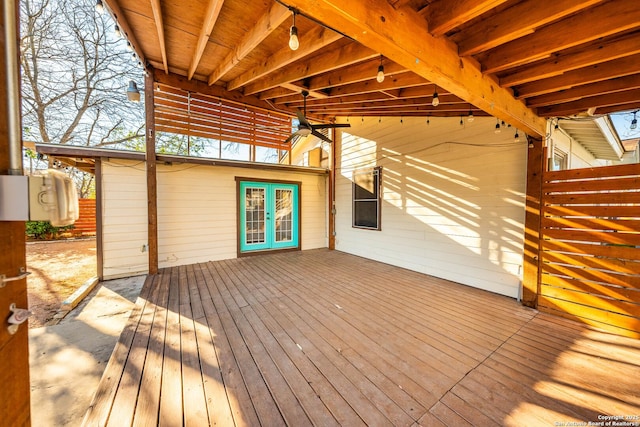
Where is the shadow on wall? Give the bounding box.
[335,116,528,298]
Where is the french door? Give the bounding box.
[239,181,299,253]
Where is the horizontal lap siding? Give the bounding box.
[540,163,640,338]
[102,160,149,279]
[156,164,327,268]
[335,117,527,298]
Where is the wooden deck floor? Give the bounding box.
[82,249,640,427]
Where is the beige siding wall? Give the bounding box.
[102,160,149,279]
[154,164,327,268]
[101,160,328,276]
[335,116,527,298]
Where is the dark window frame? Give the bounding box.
[352,166,382,230]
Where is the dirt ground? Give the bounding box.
[26,238,97,328]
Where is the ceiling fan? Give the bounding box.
[284,90,350,144]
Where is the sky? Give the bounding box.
[609,110,640,141]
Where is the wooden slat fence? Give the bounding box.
[73,198,96,236]
[540,163,640,338]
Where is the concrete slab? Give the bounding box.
[29,275,145,427]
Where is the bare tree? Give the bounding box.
[20,0,145,150]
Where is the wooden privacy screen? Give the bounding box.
[540,163,640,339]
[154,84,292,151]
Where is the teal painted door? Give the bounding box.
[239,181,299,253]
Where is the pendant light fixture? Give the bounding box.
[127,80,141,102]
[495,118,501,133]
[376,55,385,83]
[114,23,121,38]
[432,87,440,107]
[514,130,520,142]
[96,0,104,14]
[631,111,638,130]
[289,10,299,51]
[467,110,474,122]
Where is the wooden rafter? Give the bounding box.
[226,26,342,91]
[208,3,289,85]
[456,0,603,56]
[500,33,640,87]
[280,83,328,99]
[188,0,225,80]
[514,54,640,100]
[537,88,640,117]
[426,0,508,37]
[304,58,409,92]
[104,0,145,64]
[283,0,546,136]
[242,42,378,96]
[526,75,640,108]
[149,0,168,73]
[480,0,640,74]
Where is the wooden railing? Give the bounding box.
[539,163,640,338]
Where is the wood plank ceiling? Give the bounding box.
[103,0,640,138]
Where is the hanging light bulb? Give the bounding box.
[631,111,638,130]
[126,41,133,51]
[376,55,385,83]
[96,0,104,14]
[495,118,501,134]
[289,11,299,51]
[460,115,463,126]
[431,88,440,107]
[426,117,430,126]
[114,24,122,38]
[514,130,520,142]
[467,110,474,122]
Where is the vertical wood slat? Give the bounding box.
[539,162,640,339]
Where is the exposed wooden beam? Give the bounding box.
[595,101,640,115]
[456,0,603,56]
[537,88,640,117]
[500,32,640,87]
[188,0,225,80]
[426,0,508,37]
[208,3,289,85]
[305,58,409,92]
[480,0,640,74]
[258,87,298,100]
[526,74,640,108]
[306,97,468,113]
[283,0,545,136]
[104,0,145,64]
[227,26,342,92]
[280,83,329,99]
[149,0,168,73]
[241,42,377,96]
[515,54,640,99]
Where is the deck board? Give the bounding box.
[82,249,640,426]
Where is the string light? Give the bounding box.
[426,117,430,126]
[459,115,463,126]
[467,111,474,122]
[376,55,385,83]
[631,111,638,130]
[289,10,299,51]
[495,118,501,134]
[514,130,520,142]
[95,0,104,14]
[431,88,440,107]
[114,24,121,38]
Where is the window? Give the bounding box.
[552,148,568,171]
[352,166,382,230]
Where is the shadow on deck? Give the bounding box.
[82,249,640,426]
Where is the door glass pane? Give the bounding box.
[245,187,265,244]
[274,188,293,242]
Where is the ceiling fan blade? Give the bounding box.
[311,129,333,144]
[296,109,311,128]
[283,132,298,145]
[312,123,351,129]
